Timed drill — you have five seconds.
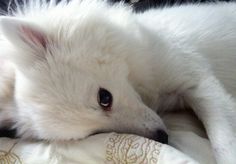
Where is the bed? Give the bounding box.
[0,112,216,164]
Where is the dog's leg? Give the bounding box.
[186,75,236,164]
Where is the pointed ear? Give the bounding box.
[0,17,48,52]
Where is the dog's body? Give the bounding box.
[0,0,235,163]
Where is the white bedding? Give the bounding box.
[0,113,216,164]
[0,133,199,164]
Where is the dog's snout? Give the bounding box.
[154,129,168,144]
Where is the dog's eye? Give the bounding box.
[98,88,113,111]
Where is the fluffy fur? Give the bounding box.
[0,0,236,163]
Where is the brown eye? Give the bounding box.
[98,88,113,110]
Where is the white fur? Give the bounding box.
[0,0,236,163]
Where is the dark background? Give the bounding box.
[110,0,232,11]
[0,0,233,13]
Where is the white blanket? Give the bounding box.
[0,113,216,164]
[0,133,200,164]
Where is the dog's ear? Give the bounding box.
[0,17,50,64]
[0,17,48,52]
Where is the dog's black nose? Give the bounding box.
[154,129,168,144]
[0,128,17,138]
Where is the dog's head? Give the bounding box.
[0,0,167,142]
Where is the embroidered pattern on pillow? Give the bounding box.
[106,133,162,164]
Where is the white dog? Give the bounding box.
[0,0,235,163]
